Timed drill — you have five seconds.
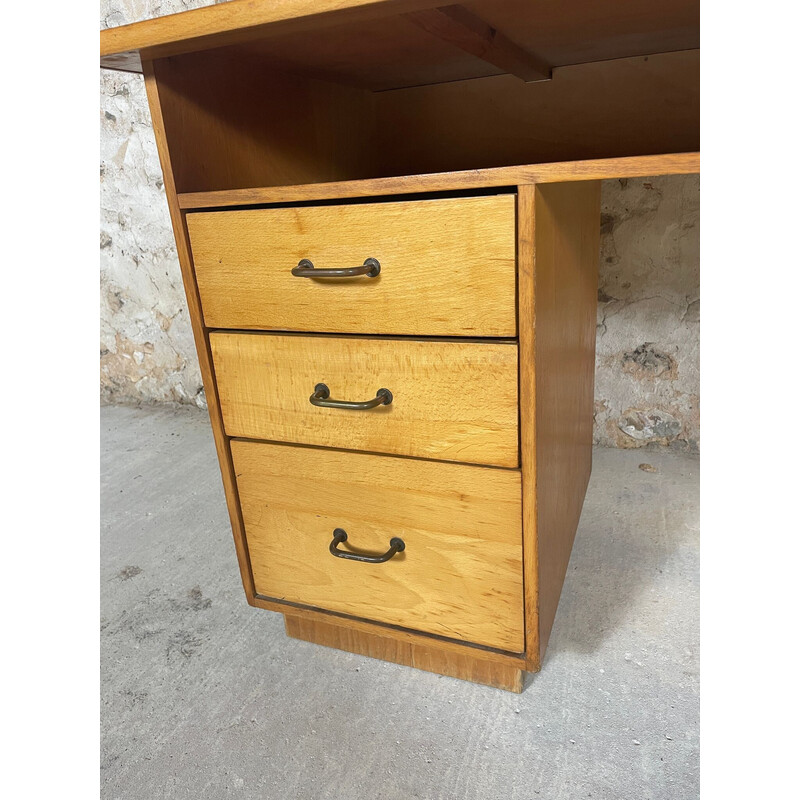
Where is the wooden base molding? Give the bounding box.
[284,614,525,693]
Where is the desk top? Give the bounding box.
[102,1,699,192]
[101,0,699,92]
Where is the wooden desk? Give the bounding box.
[100,0,699,692]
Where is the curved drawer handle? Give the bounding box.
[310,383,392,410]
[329,528,405,564]
[291,258,381,278]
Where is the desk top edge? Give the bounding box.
[100,0,700,75]
[100,0,438,70]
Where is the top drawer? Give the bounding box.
[186,195,517,336]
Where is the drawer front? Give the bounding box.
[212,332,519,467]
[231,440,524,652]
[187,195,517,336]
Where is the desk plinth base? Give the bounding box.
[284,614,525,693]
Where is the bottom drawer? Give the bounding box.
[231,440,524,652]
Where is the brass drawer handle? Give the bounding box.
[310,383,392,410]
[291,258,381,278]
[329,528,405,564]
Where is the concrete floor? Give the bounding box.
[101,404,699,800]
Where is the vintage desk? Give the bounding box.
[100,0,700,692]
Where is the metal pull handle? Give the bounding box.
[329,528,405,564]
[291,258,381,278]
[310,383,392,410]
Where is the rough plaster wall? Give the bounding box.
[596,176,700,452]
[100,1,222,409]
[99,1,699,450]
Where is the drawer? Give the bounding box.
[231,440,524,652]
[212,332,519,467]
[187,195,517,336]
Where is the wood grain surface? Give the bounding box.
[101,0,698,83]
[100,0,439,71]
[211,333,519,467]
[516,184,540,670]
[250,596,527,665]
[115,0,699,690]
[404,5,550,82]
[373,50,698,177]
[232,440,524,651]
[187,195,517,336]
[151,51,378,195]
[177,153,699,209]
[529,181,601,660]
[285,614,525,691]
[143,46,696,195]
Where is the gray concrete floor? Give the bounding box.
[101,404,699,800]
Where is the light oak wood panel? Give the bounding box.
[202,0,695,93]
[100,0,440,72]
[285,615,524,692]
[212,333,519,467]
[177,153,700,209]
[250,596,526,666]
[187,195,516,336]
[466,0,698,68]
[101,0,697,82]
[403,5,550,82]
[516,184,539,670]
[151,51,378,194]
[141,61,257,601]
[528,181,601,660]
[231,440,524,651]
[109,0,699,693]
[228,12,504,92]
[373,50,699,177]
[144,49,694,195]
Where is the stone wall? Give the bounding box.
[595,176,699,452]
[99,1,699,451]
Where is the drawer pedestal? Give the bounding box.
[99,25,696,690]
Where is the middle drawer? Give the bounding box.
[211,332,519,467]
